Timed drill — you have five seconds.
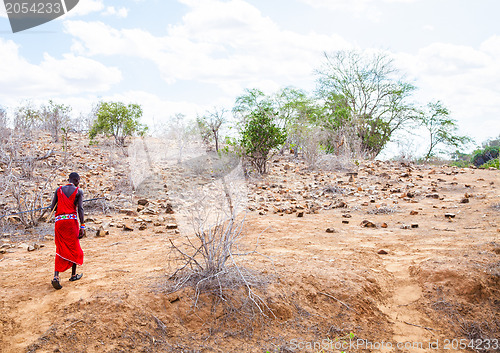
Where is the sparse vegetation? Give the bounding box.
[239,108,287,174]
[89,101,148,146]
[419,101,473,160]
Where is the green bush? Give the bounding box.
[471,146,500,167]
[240,109,286,174]
[479,158,499,169]
[449,160,470,168]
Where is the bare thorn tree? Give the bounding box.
[197,107,227,152]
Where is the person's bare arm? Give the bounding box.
[50,189,58,212]
[77,189,84,225]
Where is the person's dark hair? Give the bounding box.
[69,172,80,182]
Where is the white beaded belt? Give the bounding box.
[55,214,77,222]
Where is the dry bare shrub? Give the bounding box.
[300,127,325,169]
[367,206,398,215]
[168,215,271,313]
[164,138,274,318]
[316,154,356,172]
[9,171,57,228]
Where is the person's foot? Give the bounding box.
[69,273,83,282]
[51,277,62,290]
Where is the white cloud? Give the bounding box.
[0,38,122,100]
[62,0,128,19]
[102,6,129,18]
[64,0,351,94]
[300,0,420,21]
[394,37,500,144]
[64,0,105,17]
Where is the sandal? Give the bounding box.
[69,273,83,282]
[51,277,62,290]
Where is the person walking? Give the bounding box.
[49,172,85,290]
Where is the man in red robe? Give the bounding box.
[49,172,85,290]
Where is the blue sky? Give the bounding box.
[1,0,499,155]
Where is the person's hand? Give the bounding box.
[78,228,85,239]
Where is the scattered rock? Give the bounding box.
[139,223,148,231]
[444,213,456,219]
[119,209,138,217]
[123,224,134,231]
[326,228,336,233]
[401,224,411,229]
[378,249,388,255]
[297,211,304,217]
[27,243,43,252]
[164,203,174,214]
[426,193,439,199]
[460,198,470,204]
[381,223,388,228]
[141,207,158,215]
[342,220,349,224]
[166,223,178,230]
[410,210,418,215]
[96,226,109,237]
[342,214,352,218]
[360,220,377,228]
[137,199,149,206]
[411,223,419,228]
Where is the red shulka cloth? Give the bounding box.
[54,186,84,272]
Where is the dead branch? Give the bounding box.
[318,291,359,313]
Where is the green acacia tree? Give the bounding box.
[240,109,286,174]
[89,102,148,146]
[420,101,472,160]
[315,50,418,157]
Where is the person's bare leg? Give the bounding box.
[69,264,83,281]
[52,271,62,289]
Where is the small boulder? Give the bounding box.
[123,224,134,231]
[360,220,377,228]
[326,228,336,233]
[96,226,109,237]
